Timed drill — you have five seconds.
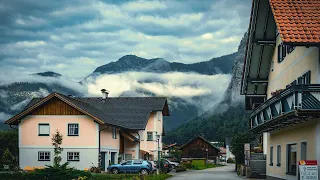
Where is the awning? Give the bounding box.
[140,149,151,154]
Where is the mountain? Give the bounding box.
[33,71,62,77]
[163,32,249,144]
[87,53,237,77]
[0,74,84,129]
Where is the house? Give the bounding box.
[4,90,169,171]
[162,143,178,156]
[180,136,220,161]
[241,0,320,179]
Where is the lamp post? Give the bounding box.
[206,148,208,166]
[156,132,161,174]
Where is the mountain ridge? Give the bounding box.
[87,53,237,78]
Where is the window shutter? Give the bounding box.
[39,124,49,135]
[282,44,286,59]
[277,45,281,62]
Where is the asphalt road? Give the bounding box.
[168,163,244,180]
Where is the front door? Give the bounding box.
[101,152,106,171]
[111,152,116,165]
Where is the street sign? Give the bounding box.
[244,143,250,152]
[299,160,318,180]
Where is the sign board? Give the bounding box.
[299,160,318,180]
[244,143,250,152]
[3,165,9,170]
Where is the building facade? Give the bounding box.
[180,136,220,161]
[241,0,320,179]
[5,92,169,171]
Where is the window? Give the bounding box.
[38,124,50,136]
[277,145,281,166]
[133,160,143,164]
[67,152,80,161]
[287,144,297,175]
[112,127,117,139]
[158,112,161,121]
[147,132,153,141]
[122,160,132,165]
[38,151,50,161]
[301,142,307,160]
[68,124,79,136]
[269,146,273,166]
[278,43,296,62]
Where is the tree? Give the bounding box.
[229,132,254,171]
[52,130,63,167]
[0,130,19,167]
[169,146,182,161]
[2,148,14,166]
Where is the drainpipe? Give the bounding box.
[136,132,140,159]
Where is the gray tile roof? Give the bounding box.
[23,94,169,130]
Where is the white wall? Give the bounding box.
[20,147,99,170]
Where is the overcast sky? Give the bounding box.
[0,0,251,80]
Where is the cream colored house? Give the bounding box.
[241,0,320,179]
[5,91,169,171]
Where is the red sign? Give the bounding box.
[299,160,317,166]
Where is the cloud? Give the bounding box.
[0,0,251,79]
[86,71,231,112]
[0,112,11,122]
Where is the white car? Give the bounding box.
[165,159,179,168]
[148,161,157,172]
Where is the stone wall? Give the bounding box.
[248,153,266,179]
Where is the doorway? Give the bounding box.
[101,152,106,171]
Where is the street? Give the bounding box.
[168,164,243,180]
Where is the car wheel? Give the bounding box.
[140,169,149,175]
[111,168,119,174]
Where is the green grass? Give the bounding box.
[0,172,172,180]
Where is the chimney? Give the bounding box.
[101,89,109,99]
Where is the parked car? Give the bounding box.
[164,159,179,168]
[155,159,172,173]
[148,160,157,173]
[107,159,152,174]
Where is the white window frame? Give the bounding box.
[38,151,50,161]
[68,123,79,136]
[38,123,50,136]
[67,152,80,161]
[147,132,153,141]
[276,145,281,166]
[269,146,274,166]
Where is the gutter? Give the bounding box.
[9,125,18,130]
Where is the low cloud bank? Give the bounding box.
[86,71,231,112]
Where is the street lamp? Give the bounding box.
[206,148,208,166]
[156,132,161,173]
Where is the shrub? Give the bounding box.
[191,160,206,170]
[32,162,92,180]
[180,161,192,169]
[89,164,101,173]
[227,157,235,163]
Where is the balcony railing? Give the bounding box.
[250,84,320,133]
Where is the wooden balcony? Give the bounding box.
[250,84,320,133]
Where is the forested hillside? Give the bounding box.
[163,103,249,145]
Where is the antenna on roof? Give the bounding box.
[101,89,109,99]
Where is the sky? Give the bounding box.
[0,0,251,80]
